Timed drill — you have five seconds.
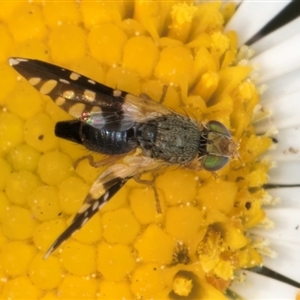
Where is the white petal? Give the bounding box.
[262,240,300,283]
[255,90,300,133]
[230,270,299,300]
[252,33,300,82]
[261,68,300,103]
[251,208,300,244]
[266,127,300,162]
[225,1,291,46]
[221,0,242,4]
[250,207,300,283]
[251,17,300,54]
[268,161,300,185]
[268,187,300,209]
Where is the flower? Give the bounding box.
[0,1,299,299]
[225,1,300,299]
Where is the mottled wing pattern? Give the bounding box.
[8,57,170,131]
[8,57,170,258]
[44,173,128,259]
[44,156,162,258]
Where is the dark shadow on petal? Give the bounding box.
[247,0,300,45]
[264,183,300,189]
[250,266,300,288]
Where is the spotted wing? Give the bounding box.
[44,156,162,258]
[44,173,128,259]
[9,57,170,131]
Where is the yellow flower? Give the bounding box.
[0,1,298,299]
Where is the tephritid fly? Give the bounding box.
[9,57,238,258]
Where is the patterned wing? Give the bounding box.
[44,156,162,258]
[44,173,128,259]
[9,57,170,131]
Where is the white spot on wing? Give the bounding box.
[92,201,100,211]
[81,217,89,227]
[63,90,75,100]
[113,89,122,97]
[40,79,58,95]
[91,106,101,112]
[55,96,66,106]
[8,57,28,66]
[29,77,41,86]
[88,79,96,85]
[43,246,54,260]
[78,203,90,214]
[70,72,80,81]
[69,103,86,118]
[99,202,106,210]
[59,78,70,84]
[103,191,110,202]
[84,90,96,102]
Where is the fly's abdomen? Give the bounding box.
[55,120,139,155]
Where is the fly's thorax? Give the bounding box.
[137,113,201,164]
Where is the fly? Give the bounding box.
[9,57,238,258]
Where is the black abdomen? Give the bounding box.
[55,120,138,155]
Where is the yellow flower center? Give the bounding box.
[0,1,272,299]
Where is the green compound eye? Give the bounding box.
[207,120,231,137]
[203,155,229,171]
[201,120,235,171]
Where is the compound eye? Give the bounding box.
[203,155,229,171]
[207,120,231,137]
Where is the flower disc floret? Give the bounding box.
[0,1,273,298]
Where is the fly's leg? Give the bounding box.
[140,85,168,105]
[74,154,123,169]
[159,85,168,104]
[133,173,162,214]
[153,184,162,215]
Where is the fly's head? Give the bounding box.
[200,120,239,172]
